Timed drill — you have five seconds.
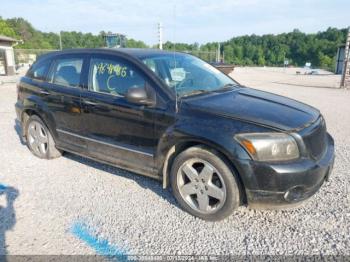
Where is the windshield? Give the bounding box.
[141,53,238,97]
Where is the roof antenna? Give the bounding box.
[173,2,179,113]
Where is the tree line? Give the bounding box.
[0,17,148,50]
[162,28,347,70]
[0,16,347,70]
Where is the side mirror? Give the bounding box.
[126,86,155,106]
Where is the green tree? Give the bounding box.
[0,18,17,38]
[126,38,148,48]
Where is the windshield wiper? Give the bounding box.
[180,89,209,98]
[215,83,240,92]
[179,83,240,98]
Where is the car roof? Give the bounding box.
[38,48,183,62]
[117,48,179,58]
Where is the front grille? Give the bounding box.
[302,117,327,160]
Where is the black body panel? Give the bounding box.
[184,88,320,131]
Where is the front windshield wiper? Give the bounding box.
[180,89,209,98]
[178,83,240,98]
[214,83,240,92]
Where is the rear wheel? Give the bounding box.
[25,115,61,159]
[170,146,240,221]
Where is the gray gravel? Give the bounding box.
[0,68,349,256]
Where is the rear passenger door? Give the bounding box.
[44,54,88,153]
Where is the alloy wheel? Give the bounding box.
[27,121,48,156]
[177,158,227,214]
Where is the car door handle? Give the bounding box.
[39,90,50,96]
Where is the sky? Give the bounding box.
[1,0,349,45]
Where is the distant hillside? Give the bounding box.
[0,16,347,70]
[0,17,147,49]
[162,28,348,70]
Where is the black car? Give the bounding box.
[15,48,334,221]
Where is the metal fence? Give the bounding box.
[179,50,218,63]
[14,49,59,66]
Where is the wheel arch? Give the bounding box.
[21,107,56,142]
[20,108,39,139]
[161,139,248,205]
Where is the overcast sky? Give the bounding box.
[1,0,349,45]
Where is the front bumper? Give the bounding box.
[237,134,335,209]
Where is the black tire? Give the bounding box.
[170,146,240,221]
[25,115,62,159]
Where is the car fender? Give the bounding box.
[21,95,58,140]
[156,117,255,191]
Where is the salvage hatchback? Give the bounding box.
[15,49,335,221]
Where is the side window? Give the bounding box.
[89,57,145,97]
[27,59,51,80]
[49,58,83,88]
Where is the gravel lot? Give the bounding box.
[0,67,349,256]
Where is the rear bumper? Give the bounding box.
[15,101,26,139]
[237,134,335,209]
[15,101,23,122]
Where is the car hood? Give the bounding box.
[183,87,320,131]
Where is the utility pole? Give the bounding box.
[216,43,220,63]
[59,31,63,50]
[340,27,350,88]
[158,22,163,50]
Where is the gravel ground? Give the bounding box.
[0,68,349,256]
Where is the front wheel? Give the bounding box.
[170,146,240,221]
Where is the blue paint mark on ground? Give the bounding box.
[0,183,7,192]
[71,222,127,261]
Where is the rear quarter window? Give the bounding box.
[26,59,52,81]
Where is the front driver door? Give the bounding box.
[80,54,157,177]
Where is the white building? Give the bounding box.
[0,35,18,76]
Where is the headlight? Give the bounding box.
[235,133,300,161]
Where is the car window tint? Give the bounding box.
[89,58,145,97]
[49,58,83,87]
[27,60,51,80]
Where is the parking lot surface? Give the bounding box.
[0,68,349,256]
